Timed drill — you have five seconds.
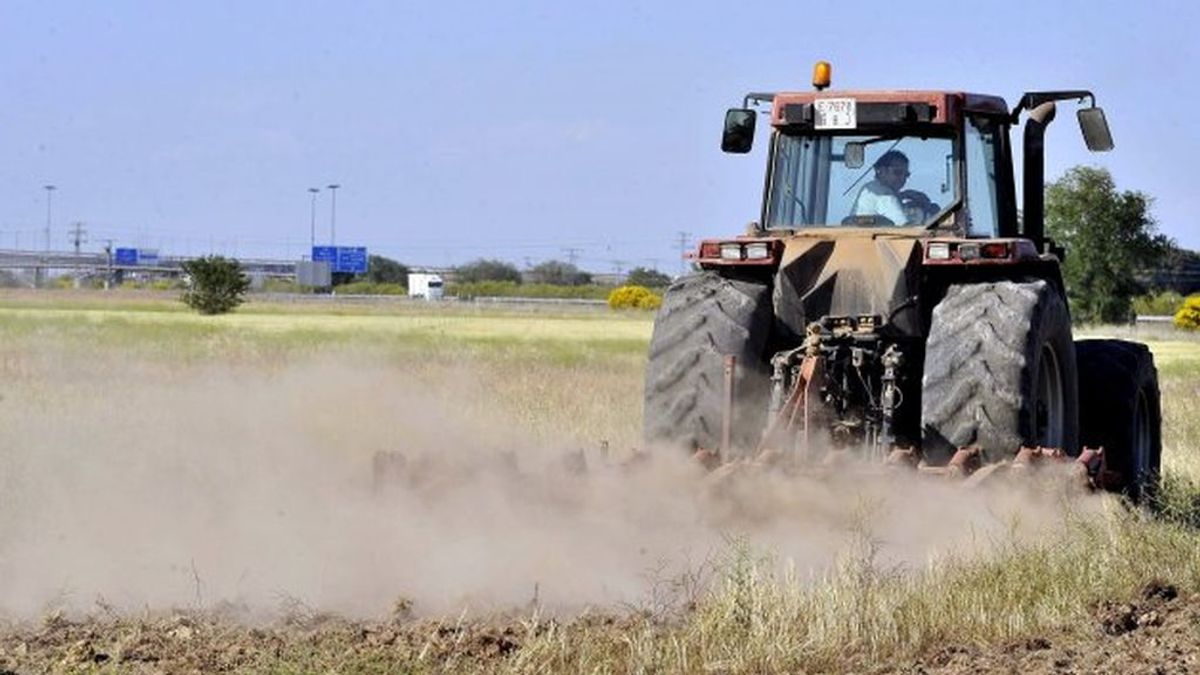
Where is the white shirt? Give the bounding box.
[852,180,908,225]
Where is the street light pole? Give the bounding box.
[43,185,56,252]
[308,187,320,253]
[326,183,340,246]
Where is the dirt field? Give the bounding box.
[2,290,1200,674]
[3,581,1198,673]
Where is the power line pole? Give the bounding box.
[43,185,56,252]
[308,187,320,254]
[562,247,583,266]
[327,183,341,246]
[676,230,691,276]
[69,222,86,278]
[103,239,114,289]
[69,222,86,256]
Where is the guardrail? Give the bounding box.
[252,292,608,307]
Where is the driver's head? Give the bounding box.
[874,150,910,191]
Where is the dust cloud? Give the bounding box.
[0,349,1100,620]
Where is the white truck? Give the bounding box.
[407,273,444,300]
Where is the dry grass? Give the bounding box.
[508,510,1200,674]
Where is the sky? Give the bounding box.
[0,0,1196,273]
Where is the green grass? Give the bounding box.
[0,293,653,448]
[0,299,653,367]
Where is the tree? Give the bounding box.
[529,259,592,285]
[455,258,522,284]
[180,255,250,315]
[1150,246,1200,295]
[1045,166,1172,323]
[625,266,672,288]
[367,255,410,284]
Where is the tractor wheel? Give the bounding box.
[1075,339,1162,503]
[643,271,772,456]
[921,280,1079,461]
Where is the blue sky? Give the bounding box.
[0,1,1195,272]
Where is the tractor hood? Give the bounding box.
[773,230,924,339]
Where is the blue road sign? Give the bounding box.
[312,246,337,264]
[312,245,367,273]
[114,248,139,265]
[336,246,368,274]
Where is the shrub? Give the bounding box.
[261,277,301,293]
[367,255,409,284]
[180,255,250,315]
[455,259,522,284]
[119,277,185,291]
[1133,290,1185,317]
[626,266,672,288]
[448,281,610,300]
[332,281,407,296]
[607,285,662,310]
[1175,295,1200,330]
[528,260,592,285]
[149,278,184,291]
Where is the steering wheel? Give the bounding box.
[899,190,940,220]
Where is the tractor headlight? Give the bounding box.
[926,242,951,260]
[744,242,771,260]
[720,243,743,260]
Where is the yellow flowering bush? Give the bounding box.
[607,285,663,310]
[1174,295,1200,330]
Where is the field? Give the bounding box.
[2,291,1200,673]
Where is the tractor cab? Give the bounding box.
[719,62,1114,251]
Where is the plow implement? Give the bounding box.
[685,348,1138,498]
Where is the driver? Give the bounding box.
[851,150,912,225]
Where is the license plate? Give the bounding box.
[814,98,857,129]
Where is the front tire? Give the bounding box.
[921,280,1079,461]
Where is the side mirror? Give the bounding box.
[721,109,757,153]
[1078,107,1114,152]
[843,142,865,168]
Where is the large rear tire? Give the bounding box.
[643,272,772,455]
[1076,339,1162,503]
[921,280,1079,461]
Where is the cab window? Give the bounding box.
[765,132,956,229]
[964,115,1002,237]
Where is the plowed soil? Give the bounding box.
[3,583,1198,674]
[900,582,1200,675]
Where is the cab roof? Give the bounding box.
[770,90,1010,127]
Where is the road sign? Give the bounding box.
[114,247,160,266]
[312,246,337,264]
[311,245,367,274]
[337,246,368,274]
[114,248,139,265]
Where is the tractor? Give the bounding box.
[643,62,1162,501]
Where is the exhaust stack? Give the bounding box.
[1022,101,1057,251]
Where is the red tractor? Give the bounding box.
[644,62,1161,500]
